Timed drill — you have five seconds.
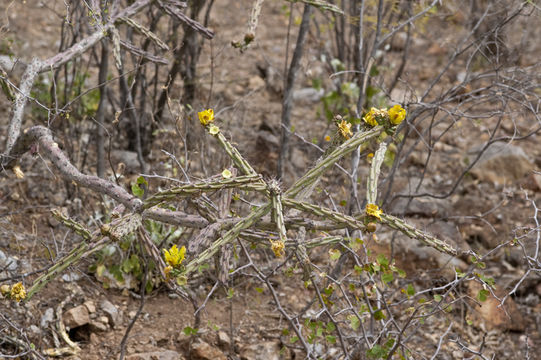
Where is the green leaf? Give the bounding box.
[255,287,264,293]
[325,322,336,333]
[132,183,144,198]
[183,326,198,336]
[384,338,396,349]
[406,284,415,296]
[376,254,389,267]
[374,309,386,321]
[145,280,153,294]
[381,272,394,284]
[367,345,386,359]
[136,176,148,186]
[325,335,336,344]
[329,249,341,261]
[227,288,234,299]
[348,315,360,330]
[434,294,443,302]
[476,261,486,269]
[477,289,490,302]
[365,85,379,100]
[198,263,210,273]
[290,336,299,344]
[312,78,322,91]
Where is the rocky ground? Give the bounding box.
[1,1,541,359]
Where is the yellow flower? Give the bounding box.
[163,244,186,267]
[363,108,388,127]
[363,108,379,127]
[366,203,382,220]
[198,109,215,126]
[269,239,285,257]
[209,125,220,135]
[388,104,406,125]
[324,135,331,142]
[367,152,374,161]
[338,119,353,139]
[10,282,26,302]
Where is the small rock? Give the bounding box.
[217,331,231,348]
[469,142,533,185]
[390,32,427,51]
[240,341,281,360]
[63,305,90,329]
[100,299,121,327]
[292,87,324,103]
[467,281,525,332]
[10,192,20,201]
[61,272,81,282]
[427,43,447,56]
[248,76,266,90]
[389,198,450,217]
[125,350,182,360]
[40,308,55,328]
[89,333,101,345]
[111,150,140,174]
[48,215,61,228]
[0,250,18,272]
[28,324,41,336]
[89,319,109,332]
[290,147,306,170]
[425,221,468,250]
[51,192,65,206]
[519,173,541,192]
[191,341,227,360]
[83,300,96,314]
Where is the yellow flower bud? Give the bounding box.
[269,239,285,257]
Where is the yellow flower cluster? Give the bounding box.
[338,119,353,139]
[10,282,26,302]
[163,244,186,267]
[366,203,382,220]
[363,105,406,127]
[269,239,285,257]
[198,109,215,126]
